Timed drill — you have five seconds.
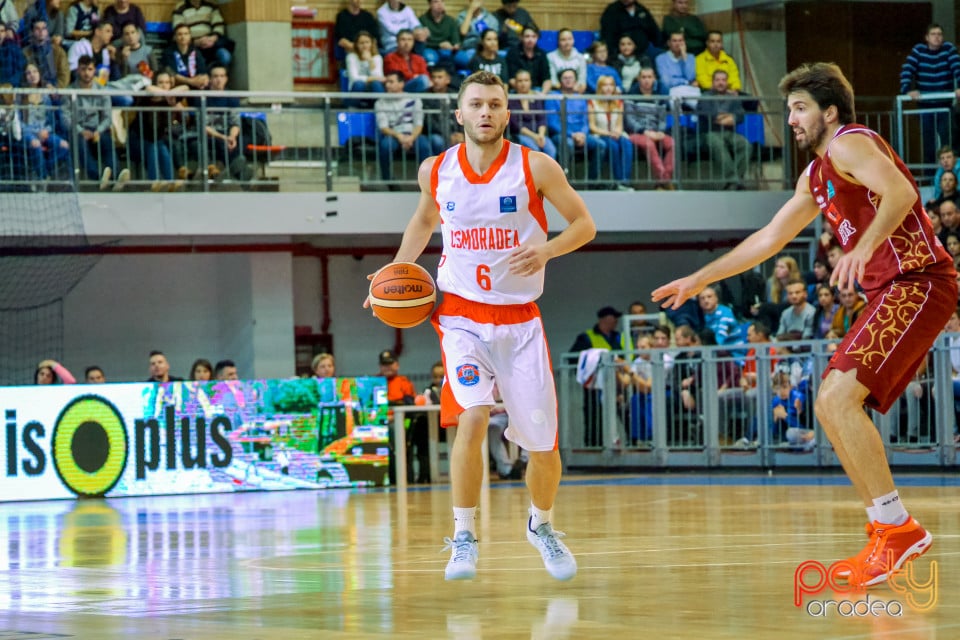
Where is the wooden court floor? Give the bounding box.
[0,474,958,639]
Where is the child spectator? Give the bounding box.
[585,40,622,93]
[771,370,813,449]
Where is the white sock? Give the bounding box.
[529,504,552,532]
[453,507,477,537]
[872,491,909,526]
[865,505,880,523]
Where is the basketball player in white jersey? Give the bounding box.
[368,70,596,580]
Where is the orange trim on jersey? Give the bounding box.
[430,311,464,427]
[431,150,446,216]
[521,145,548,234]
[457,140,512,184]
[436,292,542,325]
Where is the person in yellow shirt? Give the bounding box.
[695,30,741,92]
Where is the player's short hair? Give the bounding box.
[778,62,856,125]
[456,70,508,107]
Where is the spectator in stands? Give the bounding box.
[935,170,958,208]
[662,0,707,56]
[571,305,628,446]
[189,358,213,380]
[805,258,831,299]
[505,25,549,92]
[103,0,145,42]
[162,23,208,90]
[697,284,740,347]
[655,30,696,91]
[312,352,335,377]
[627,334,653,443]
[589,74,633,190]
[585,40,622,93]
[766,255,802,304]
[599,0,660,60]
[21,62,72,181]
[669,325,704,445]
[695,30,741,92]
[378,349,424,483]
[129,69,188,191]
[775,279,816,341]
[66,20,113,74]
[933,146,956,200]
[424,64,462,153]
[22,0,66,48]
[494,0,536,51]
[148,351,183,383]
[84,365,105,383]
[200,64,253,183]
[383,28,430,92]
[811,284,838,339]
[770,370,812,448]
[377,0,426,55]
[945,231,960,264]
[66,0,99,44]
[938,198,959,246]
[697,69,750,190]
[547,28,586,93]
[345,30,385,100]
[0,22,26,86]
[24,18,70,88]
[35,359,75,384]
[0,84,22,162]
[335,0,380,59]
[67,54,129,189]
[614,34,649,94]
[117,22,157,76]
[375,70,431,180]
[624,66,674,188]
[419,0,460,66]
[423,360,444,404]
[455,0,498,70]
[831,288,866,338]
[508,69,555,158]
[172,0,233,68]
[215,359,238,380]
[900,24,960,163]
[547,68,602,182]
[468,29,507,82]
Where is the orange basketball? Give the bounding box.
[368,262,437,328]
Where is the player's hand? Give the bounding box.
[651,275,704,310]
[509,244,548,276]
[830,249,867,292]
[362,270,377,311]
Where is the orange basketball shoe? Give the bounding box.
[838,517,933,587]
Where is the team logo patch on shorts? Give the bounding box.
[456,364,480,386]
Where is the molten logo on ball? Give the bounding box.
[369,262,437,329]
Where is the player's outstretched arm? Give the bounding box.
[509,151,597,277]
[363,158,441,309]
[827,133,919,291]
[651,176,821,310]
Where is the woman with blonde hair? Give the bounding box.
[312,353,336,378]
[766,255,802,304]
[346,30,385,96]
[588,74,633,190]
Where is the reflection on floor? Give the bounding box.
[0,474,957,639]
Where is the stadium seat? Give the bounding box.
[736,113,765,146]
[337,112,377,147]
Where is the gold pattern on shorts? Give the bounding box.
[889,214,935,273]
[844,282,924,371]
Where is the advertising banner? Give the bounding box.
[0,377,393,502]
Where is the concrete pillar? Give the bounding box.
[222,0,293,93]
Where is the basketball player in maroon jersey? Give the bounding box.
[653,62,956,587]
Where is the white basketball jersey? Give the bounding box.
[431,141,548,305]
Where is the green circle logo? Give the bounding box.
[52,395,128,497]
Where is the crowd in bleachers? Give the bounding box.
[0,0,259,190]
[571,240,960,450]
[335,0,770,189]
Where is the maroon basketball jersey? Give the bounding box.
[806,124,954,295]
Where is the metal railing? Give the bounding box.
[558,334,960,469]
[0,86,937,193]
[895,91,957,178]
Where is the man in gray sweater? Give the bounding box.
[68,54,130,189]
